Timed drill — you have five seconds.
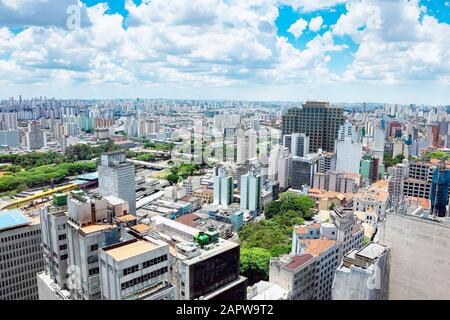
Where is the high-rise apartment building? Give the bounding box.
[240,169,262,214]
[98,151,136,214]
[0,210,43,300]
[373,127,385,165]
[335,137,363,174]
[282,101,344,152]
[268,145,292,190]
[213,167,233,208]
[388,161,409,208]
[26,121,46,150]
[0,112,18,131]
[236,130,257,165]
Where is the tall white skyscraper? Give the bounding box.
[236,130,257,165]
[98,151,136,214]
[240,169,262,213]
[335,122,363,174]
[335,136,363,174]
[213,167,233,208]
[268,145,292,190]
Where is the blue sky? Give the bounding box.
[0,0,450,104]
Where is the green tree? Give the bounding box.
[166,173,180,185]
[240,248,272,285]
[427,151,450,161]
[65,144,94,161]
[239,221,290,252]
[264,201,282,219]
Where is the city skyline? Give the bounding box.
[2,0,450,305]
[1,0,450,104]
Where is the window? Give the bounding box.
[90,244,98,252]
[88,267,99,276]
[123,265,139,276]
[58,234,66,241]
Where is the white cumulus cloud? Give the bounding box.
[309,16,324,32]
[287,18,308,38]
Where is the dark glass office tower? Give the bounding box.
[430,163,450,217]
[282,101,344,152]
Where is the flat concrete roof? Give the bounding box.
[131,224,151,233]
[80,224,115,235]
[115,214,136,223]
[106,240,158,261]
[358,242,387,260]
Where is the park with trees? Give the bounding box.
[239,192,315,285]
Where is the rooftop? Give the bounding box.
[130,224,151,234]
[248,281,289,300]
[300,239,337,256]
[0,209,30,231]
[308,189,353,201]
[294,223,320,235]
[80,223,115,236]
[104,196,127,206]
[357,242,387,260]
[105,240,158,261]
[181,238,239,265]
[77,172,99,181]
[354,188,389,202]
[284,254,315,270]
[175,213,201,228]
[370,180,389,190]
[193,188,213,194]
[115,214,137,223]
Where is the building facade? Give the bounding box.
[0,210,43,300]
[98,151,136,214]
[332,243,390,300]
[282,102,345,152]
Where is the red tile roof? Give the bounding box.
[174,213,201,228]
[300,239,337,256]
[285,254,315,270]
